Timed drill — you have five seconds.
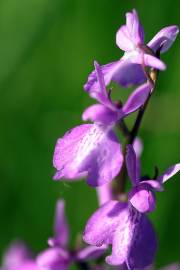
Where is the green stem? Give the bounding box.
[114,68,158,195]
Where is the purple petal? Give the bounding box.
[106,208,139,266]
[116,10,144,51]
[85,52,164,90]
[127,51,166,70]
[53,124,90,179]
[53,124,123,187]
[126,145,140,186]
[37,247,70,270]
[127,214,157,269]
[143,54,166,70]
[104,207,157,268]
[107,48,166,86]
[96,183,113,206]
[85,126,124,187]
[14,261,41,270]
[48,200,69,248]
[127,10,144,45]
[158,163,180,184]
[129,185,156,213]
[84,60,121,93]
[116,25,135,52]
[83,201,128,246]
[85,126,123,187]
[122,82,151,116]
[112,59,147,87]
[82,104,120,125]
[141,180,163,191]
[148,26,179,53]
[85,61,115,110]
[84,59,146,91]
[94,61,107,96]
[2,241,31,269]
[76,245,107,261]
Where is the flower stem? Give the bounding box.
[114,67,158,195]
[118,119,130,138]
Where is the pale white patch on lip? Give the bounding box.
[74,124,108,168]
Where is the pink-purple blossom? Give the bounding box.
[83,144,180,269]
[0,241,39,270]
[37,200,107,270]
[0,7,179,270]
[126,145,180,213]
[83,200,157,269]
[84,153,157,269]
[53,62,151,187]
[84,9,179,91]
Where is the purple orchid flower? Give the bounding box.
[37,199,107,270]
[53,62,151,187]
[82,62,151,125]
[53,123,123,187]
[83,200,157,269]
[126,145,180,213]
[84,162,157,269]
[84,9,179,91]
[83,144,180,269]
[0,241,39,270]
[13,262,40,270]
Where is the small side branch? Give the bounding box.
[114,63,159,195]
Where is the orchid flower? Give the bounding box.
[84,9,179,91]
[83,145,180,268]
[83,200,157,269]
[37,200,107,270]
[126,145,180,213]
[53,62,151,187]
[0,241,39,270]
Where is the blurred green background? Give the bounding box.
[0,0,179,269]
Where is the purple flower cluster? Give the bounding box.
[0,241,39,270]
[37,200,106,270]
[84,145,180,268]
[0,200,106,270]
[1,197,179,270]
[53,60,151,187]
[51,8,180,270]
[1,8,179,270]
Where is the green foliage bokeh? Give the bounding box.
[0,0,179,268]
